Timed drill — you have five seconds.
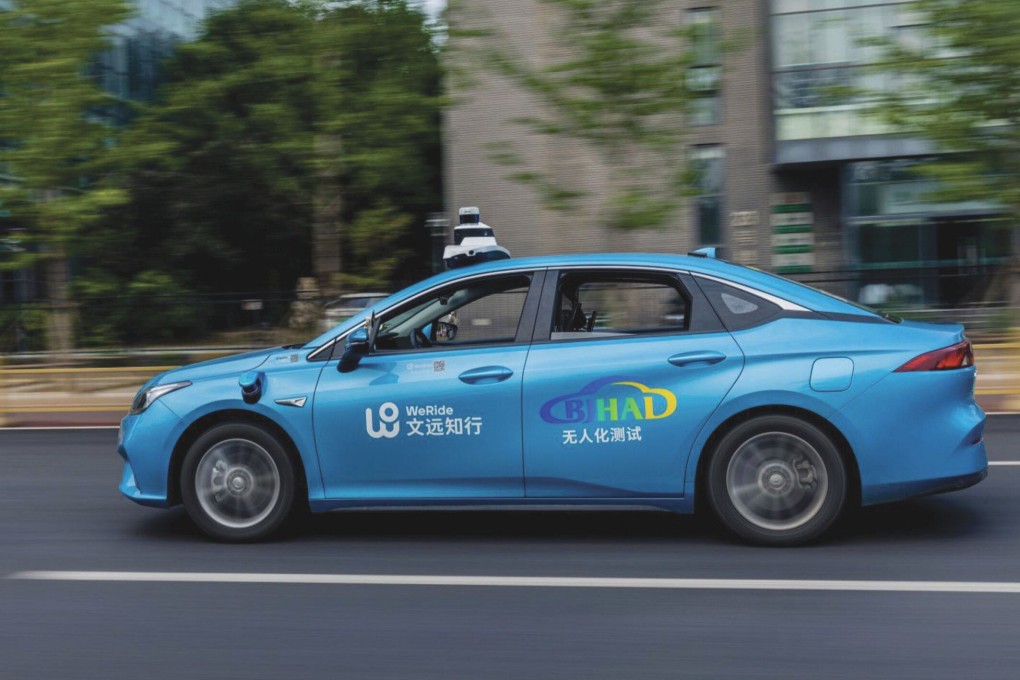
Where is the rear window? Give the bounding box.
[734,265,893,322]
[696,278,781,330]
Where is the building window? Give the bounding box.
[687,8,721,126]
[770,0,919,141]
[845,160,1009,308]
[690,145,725,245]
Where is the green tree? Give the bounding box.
[90,0,319,300]
[313,0,444,288]
[461,0,701,230]
[869,1,1020,305]
[0,0,132,350]
[80,0,443,346]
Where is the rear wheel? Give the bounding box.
[706,415,847,546]
[181,423,298,542]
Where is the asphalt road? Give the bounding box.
[2,420,1020,679]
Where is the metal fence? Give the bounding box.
[0,291,316,354]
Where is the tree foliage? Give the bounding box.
[88,0,321,299]
[75,0,443,344]
[313,0,444,287]
[0,0,131,270]
[870,1,1020,217]
[0,0,132,349]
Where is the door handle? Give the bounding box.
[668,351,726,367]
[458,365,514,384]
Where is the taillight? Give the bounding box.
[895,340,974,372]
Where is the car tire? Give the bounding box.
[706,415,847,546]
[181,422,298,542]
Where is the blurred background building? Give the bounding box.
[93,0,236,111]
[446,0,1010,313]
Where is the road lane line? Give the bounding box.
[989,461,1020,466]
[10,571,1020,593]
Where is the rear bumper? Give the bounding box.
[832,367,988,506]
[863,467,987,506]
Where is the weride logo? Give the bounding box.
[365,402,400,439]
[539,376,677,425]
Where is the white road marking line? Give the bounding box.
[990,461,1020,466]
[9,571,1020,594]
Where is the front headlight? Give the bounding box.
[130,381,191,415]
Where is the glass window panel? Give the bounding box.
[775,68,852,110]
[689,145,724,244]
[687,8,720,66]
[855,5,887,62]
[689,96,720,126]
[773,14,811,68]
[688,65,720,92]
[698,196,722,244]
[813,10,849,64]
[376,275,532,350]
[773,0,811,13]
[795,111,821,139]
[690,145,724,192]
[858,221,921,264]
[556,277,690,336]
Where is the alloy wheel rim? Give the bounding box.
[725,432,829,532]
[196,438,280,529]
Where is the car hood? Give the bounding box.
[153,347,283,385]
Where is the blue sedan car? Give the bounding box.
[119,251,987,545]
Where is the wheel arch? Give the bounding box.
[692,405,861,513]
[167,409,308,507]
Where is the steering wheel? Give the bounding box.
[413,327,433,349]
[586,310,598,332]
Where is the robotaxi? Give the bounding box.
[118,208,987,545]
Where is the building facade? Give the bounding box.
[445,0,1009,311]
[94,0,236,117]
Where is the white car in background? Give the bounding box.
[320,293,388,332]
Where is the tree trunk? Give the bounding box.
[313,134,343,294]
[44,253,74,353]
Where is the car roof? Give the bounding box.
[306,253,876,348]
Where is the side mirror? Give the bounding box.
[338,311,379,373]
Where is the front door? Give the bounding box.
[313,271,540,499]
[522,268,743,498]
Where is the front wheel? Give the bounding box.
[181,423,298,542]
[706,415,847,546]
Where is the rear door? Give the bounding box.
[521,268,744,498]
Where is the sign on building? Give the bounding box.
[771,192,814,274]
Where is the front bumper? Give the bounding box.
[117,400,182,508]
[119,459,171,508]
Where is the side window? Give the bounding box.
[696,277,781,330]
[374,274,532,352]
[551,272,690,340]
